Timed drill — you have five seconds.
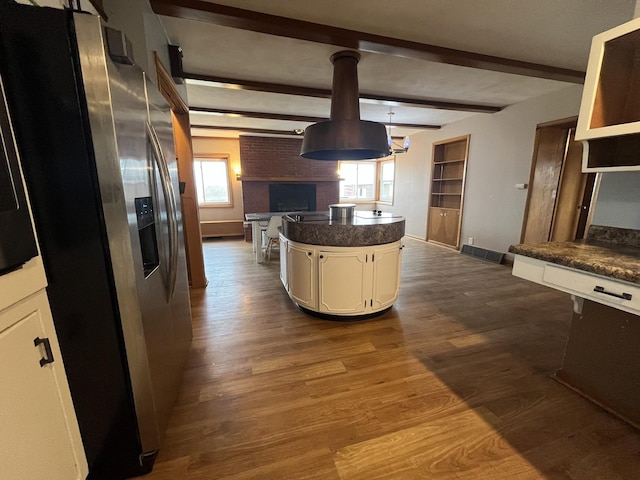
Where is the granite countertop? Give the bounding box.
[282,211,405,247]
[509,226,640,284]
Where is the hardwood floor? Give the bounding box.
[139,237,640,479]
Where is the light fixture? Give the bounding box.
[234,167,241,179]
[387,109,411,155]
[300,50,389,161]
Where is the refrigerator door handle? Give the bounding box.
[146,120,178,301]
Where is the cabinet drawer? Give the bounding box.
[543,264,640,313]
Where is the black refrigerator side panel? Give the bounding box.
[0,5,143,478]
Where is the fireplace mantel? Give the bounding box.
[238,176,338,182]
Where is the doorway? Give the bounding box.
[521,117,597,244]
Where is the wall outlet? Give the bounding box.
[468,237,474,245]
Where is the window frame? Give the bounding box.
[377,157,395,205]
[338,155,396,205]
[193,154,233,208]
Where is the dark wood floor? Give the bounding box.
[139,237,640,479]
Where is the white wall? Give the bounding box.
[391,85,584,253]
[591,172,640,229]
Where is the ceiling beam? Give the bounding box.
[150,0,585,84]
[185,74,503,114]
[191,124,305,136]
[189,107,326,123]
[189,106,441,129]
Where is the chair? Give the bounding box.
[264,215,282,261]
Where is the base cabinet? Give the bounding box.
[287,241,317,310]
[318,250,368,314]
[282,239,403,316]
[427,207,460,248]
[0,290,87,480]
[279,234,288,291]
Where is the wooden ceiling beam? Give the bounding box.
[150,0,585,84]
[189,107,326,123]
[191,124,305,136]
[189,106,441,129]
[185,73,502,114]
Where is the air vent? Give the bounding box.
[461,244,504,264]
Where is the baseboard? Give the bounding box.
[200,220,244,238]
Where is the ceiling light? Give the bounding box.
[387,109,411,155]
[300,51,389,161]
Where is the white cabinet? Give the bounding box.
[372,243,403,310]
[282,239,403,316]
[287,241,317,310]
[318,250,368,314]
[512,254,640,316]
[279,234,288,291]
[0,290,87,480]
[575,16,640,171]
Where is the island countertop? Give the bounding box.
[509,226,640,285]
[282,211,405,247]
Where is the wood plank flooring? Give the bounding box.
[137,237,640,479]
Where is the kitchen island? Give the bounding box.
[509,225,640,429]
[279,211,405,318]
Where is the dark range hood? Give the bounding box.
[300,50,389,161]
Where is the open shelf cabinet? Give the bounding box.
[427,135,470,249]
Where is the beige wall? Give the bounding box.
[390,85,584,254]
[192,137,244,222]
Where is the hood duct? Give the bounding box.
[300,50,389,161]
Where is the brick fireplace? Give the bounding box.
[239,136,339,215]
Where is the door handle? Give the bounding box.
[34,337,55,367]
[146,121,179,301]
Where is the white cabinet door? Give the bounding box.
[0,291,87,480]
[288,243,317,309]
[318,250,370,314]
[372,244,403,310]
[279,234,288,291]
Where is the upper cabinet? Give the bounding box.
[576,16,640,172]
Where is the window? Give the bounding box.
[193,155,232,207]
[379,159,395,203]
[339,158,395,204]
[339,162,377,201]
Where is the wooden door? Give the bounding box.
[550,128,596,241]
[521,120,596,244]
[521,127,567,244]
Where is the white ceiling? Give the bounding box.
[154,0,636,139]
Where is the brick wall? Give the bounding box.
[240,136,339,213]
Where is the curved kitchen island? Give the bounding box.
[279,210,405,318]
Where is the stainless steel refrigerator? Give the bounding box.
[0,4,192,478]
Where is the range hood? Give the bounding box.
[300,50,389,161]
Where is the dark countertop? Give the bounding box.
[509,226,640,285]
[282,211,405,247]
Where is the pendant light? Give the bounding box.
[300,50,389,161]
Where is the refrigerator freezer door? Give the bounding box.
[73,15,161,453]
